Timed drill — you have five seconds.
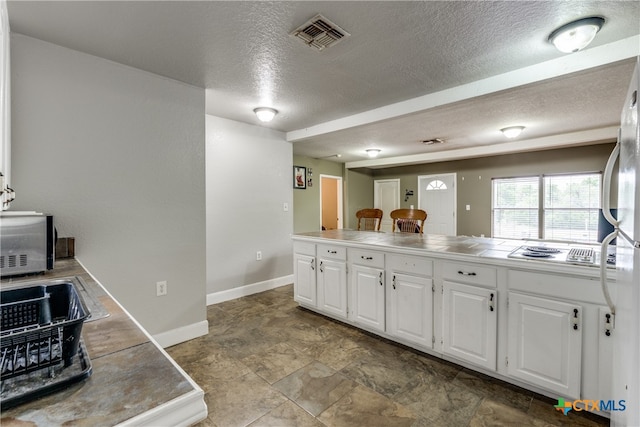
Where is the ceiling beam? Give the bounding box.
[287,36,639,143]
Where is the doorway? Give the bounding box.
[418,173,457,235]
[374,179,400,232]
[320,175,343,230]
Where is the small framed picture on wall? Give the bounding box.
[293,166,306,189]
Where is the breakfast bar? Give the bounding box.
[292,230,613,411]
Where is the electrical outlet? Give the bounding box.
[156,281,167,296]
[256,251,262,261]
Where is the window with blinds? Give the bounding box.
[543,173,601,242]
[492,176,539,239]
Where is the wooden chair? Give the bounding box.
[355,208,383,231]
[390,209,427,234]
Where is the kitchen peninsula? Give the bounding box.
[0,259,207,426]
[292,230,614,410]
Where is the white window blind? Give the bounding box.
[492,176,539,239]
[543,173,601,242]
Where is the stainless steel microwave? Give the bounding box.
[0,213,54,277]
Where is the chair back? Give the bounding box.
[356,208,383,231]
[390,209,428,234]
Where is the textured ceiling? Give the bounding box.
[6,1,640,166]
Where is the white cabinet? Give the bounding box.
[351,264,385,332]
[349,248,385,332]
[386,262,433,349]
[442,281,497,370]
[596,306,613,399]
[293,243,316,307]
[507,291,583,399]
[317,244,348,319]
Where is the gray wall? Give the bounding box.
[371,143,617,236]
[10,34,207,337]
[206,116,293,293]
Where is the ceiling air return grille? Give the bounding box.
[291,14,350,51]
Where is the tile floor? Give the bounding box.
[166,284,609,427]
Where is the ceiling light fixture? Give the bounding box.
[500,126,525,138]
[253,107,278,122]
[366,149,381,158]
[548,17,605,53]
[422,138,445,145]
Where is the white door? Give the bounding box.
[442,281,497,370]
[317,258,347,319]
[418,173,456,235]
[386,272,433,348]
[351,265,385,332]
[507,292,582,399]
[374,179,400,232]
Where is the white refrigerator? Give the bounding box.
[602,55,640,427]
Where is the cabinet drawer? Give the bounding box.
[443,262,496,287]
[294,241,315,256]
[348,248,384,268]
[386,254,433,277]
[508,270,603,303]
[317,244,347,261]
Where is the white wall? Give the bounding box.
[10,34,207,343]
[206,115,293,297]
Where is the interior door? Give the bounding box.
[418,173,456,235]
[374,179,400,232]
[320,175,343,230]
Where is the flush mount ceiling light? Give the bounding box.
[422,138,445,145]
[253,107,278,122]
[500,126,525,138]
[548,17,605,53]
[366,148,381,158]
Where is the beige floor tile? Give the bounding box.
[204,372,287,427]
[241,342,315,384]
[273,361,357,417]
[168,286,608,427]
[317,385,416,427]
[248,400,325,427]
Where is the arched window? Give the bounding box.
[426,179,447,190]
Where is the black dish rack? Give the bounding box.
[1,279,92,408]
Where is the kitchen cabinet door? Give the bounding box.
[351,264,385,332]
[387,272,433,348]
[293,253,316,307]
[507,292,582,399]
[317,258,348,319]
[442,281,497,370]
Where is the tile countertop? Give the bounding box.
[0,259,207,426]
[293,229,614,279]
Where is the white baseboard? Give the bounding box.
[207,274,293,305]
[153,320,209,348]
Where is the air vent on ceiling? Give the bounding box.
[291,14,350,51]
